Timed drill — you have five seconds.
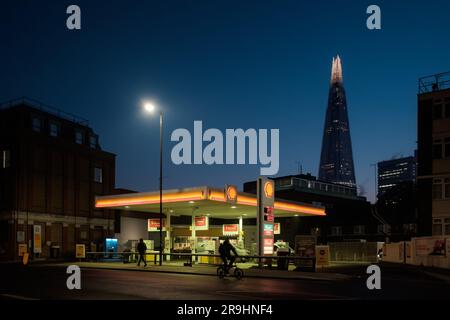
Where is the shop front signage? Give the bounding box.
[148,219,167,232]
[223,224,239,236]
[194,215,209,231]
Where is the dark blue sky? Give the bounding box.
[2,0,450,202]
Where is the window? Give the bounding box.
[433,104,442,120]
[433,140,443,159]
[89,135,98,149]
[445,179,450,199]
[94,167,103,183]
[445,103,450,118]
[445,138,450,158]
[32,118,41,132]
[445,218,450,236]
[75,130,84,144]
[433,179,443,199]
[432,219,442,236]
[1,150,10,168]
[331,226,342,236]
[49,122,60,137]
[353,225,365,235]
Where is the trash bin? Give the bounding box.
[277,250,289,270]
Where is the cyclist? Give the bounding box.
[219,238,238,274]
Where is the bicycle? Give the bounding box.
[217,261,244,280]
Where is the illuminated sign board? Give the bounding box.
[223,224,239,236]
[263,223,274,236]
[225,185,238,204]
[33,225,42,254]
[264,238,274,255]
[257,177,275,259]
[194,215,209,231]
[148,219,167,232]
[274,223,281,235]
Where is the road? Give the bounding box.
[0,263,450,300]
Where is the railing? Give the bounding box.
[0,97,90,126]
[418,71,450,94]
[83,251,316,270]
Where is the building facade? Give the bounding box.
[319,56,356,188]
[417,72,450,237]
[0,98,116,260]
[377,153,417,196]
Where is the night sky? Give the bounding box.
[2,0,450,202]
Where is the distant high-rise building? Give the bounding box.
[377,153,417,196]
[319,56,356,188]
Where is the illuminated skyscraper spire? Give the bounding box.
[319,56,356,188]
[330,55,343,84]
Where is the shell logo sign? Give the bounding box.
[225,185,238,203]
[264,181,274,199]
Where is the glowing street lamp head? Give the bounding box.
[143,102,156,113]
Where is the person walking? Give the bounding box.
[137,238,147,267]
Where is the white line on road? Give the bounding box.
[0,293,39,300]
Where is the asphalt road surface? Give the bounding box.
[0,263,449,300]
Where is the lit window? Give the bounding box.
[75,130,84,144]
[94,167,103,183]
[1,150,10,168]
[49,123,60,137]
[32,118,41,132]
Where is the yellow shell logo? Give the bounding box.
[226,186,237,201]
[264,181,274,198]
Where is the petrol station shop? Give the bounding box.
[95,183,325,261]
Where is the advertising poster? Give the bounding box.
[75,244,86,259]
[415,238,446,256]
[18,244,27,257]
[315,245,330,267]
[33,225,42,254]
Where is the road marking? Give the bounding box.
[0,293,38,300]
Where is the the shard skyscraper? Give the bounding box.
[318,55,356,188]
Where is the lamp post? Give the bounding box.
[144,102,164,266]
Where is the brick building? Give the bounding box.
[0,98,116,260]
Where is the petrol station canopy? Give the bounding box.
[95,186,326,219]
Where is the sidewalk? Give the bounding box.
[43,261,352,282]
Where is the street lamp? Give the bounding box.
[143,101,164,266]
